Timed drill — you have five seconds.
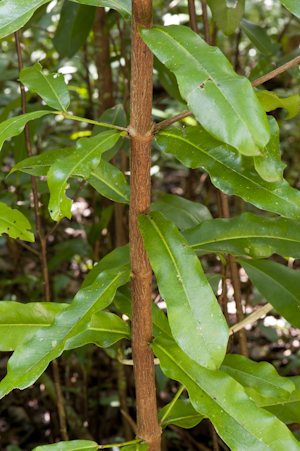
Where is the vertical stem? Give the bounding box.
[188,0,198,33]
[15,30,69,439]
[209,421,220,451]
[129,1,161,450]
[218,192,248,358]
[201,1,211,44]
[117,345,134,441]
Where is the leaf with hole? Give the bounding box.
[183,212,300,259]
[0,202,34,242]
[152,336,300,451]
[156,126,300,219]
[0,267,130,399]
[238,258,300,329]
[139,211,228,370]
[140,25,270,156]
[19,62,70,112]
[150,194,212,230]
[47,131,123,220]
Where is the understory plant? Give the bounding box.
[1,0,300,450]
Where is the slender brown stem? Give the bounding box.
[234,28,242,73]
[16,238,40,257]
[83,43,94,119]
[129,1,161,450]
[218,191,248,358]
[52,359,69,441]
[15,30,68,439]
[209,421,220,451]
[201,1,211,44]
[154,110,193,132]
[251,55,300,87]
[188,0,198,33]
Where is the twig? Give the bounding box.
[52,359,69,441]
[251,55,300,87]
[62,112,128,132]
[201,1,211,44]
[188,0,199,33]
[29,24,55,35]
[209,421,220,451]
[154,110,194,132]
[16,238,40,257]
[229,303,273,336]
[99,439,141,449]
[161,0,182,15]
[121,409,138,435]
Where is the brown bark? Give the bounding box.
[129,1,161,450]
[93,7,114,116]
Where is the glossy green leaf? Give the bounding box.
[88,159,130,204]
[158,398,205,429]
[156,126,300,219]
[254,117,286,183]
[206,0,245,35]
[183,212,300,259]
[53,1,96,58]
[11,148,73,176]
[152,336,300,451]
[48,131,123,220]
[0,111,54,152]
[70,0,131,20]
[139,211,228,370]
[251,376,300,425]
[19,62,70,112]
[0,302,68,351]
[91,104,127,161]
[82,244,130,288]
[113,285,132,318]
[221,354,295,400]
[150,194,212,230]
[32,441,98,451]
[65,311,131,349]
[154,56,184,103]
[0,202,34,242]
[278,0,300,18]
[140,25,270,156]
[0,267,130,398]
[121,444,149,451]
[205,273,222,294]
[257,91,300,120]
[0,0,51,39]
[240,19,273,55]
[238,259,300,329]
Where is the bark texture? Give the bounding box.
[129,2,161,450]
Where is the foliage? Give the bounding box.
[1,0,300,450]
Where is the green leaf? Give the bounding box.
[139,211,228,370]
[0,0,51,39]
[256,91,300,120]
[0,202,34,242]
[0,302,68,351]
[91,104,127,161]
[158,398,205,429]
[0,111,54,152]
[221,354,295,400]
[240,19,273,55]
[32,441,98,451]
[253,117,286,183]
[70,0,131,20]
[183,212,300,259]
[53,1,96,58]
[252,376,300,425]
[47,131,122,221]
[152,336,300,451]
[140,25,270,156]
[150,194,212,230]
[82,244,130,288]
[0,267,130,398]
[238,259,300,329]
[0,92,32,123]
[65,311,131,349]
[205,273,222,294]
[278,0,300,18]
[154,56,184,103]
[11,148,74,176]
[121,444,149,451]
[156,126,300,219]
[19,62,70,112]
[152,302,173,339]
[206,0,245,36]
[88,159,130,204]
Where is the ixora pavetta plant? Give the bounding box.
[1,0,300,450]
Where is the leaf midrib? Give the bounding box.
[156,341,280,450]
[189,233,300,249]
[159,130,298,211]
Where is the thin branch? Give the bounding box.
[251,55,300,87]
[161,0,182,15]
[16,238,40,257]
[188,0,199,33]
[229,303,273,336]
[154,110,194,132]
[159,385,185,425]
[62,112,128,132]
[201,1,211,44]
